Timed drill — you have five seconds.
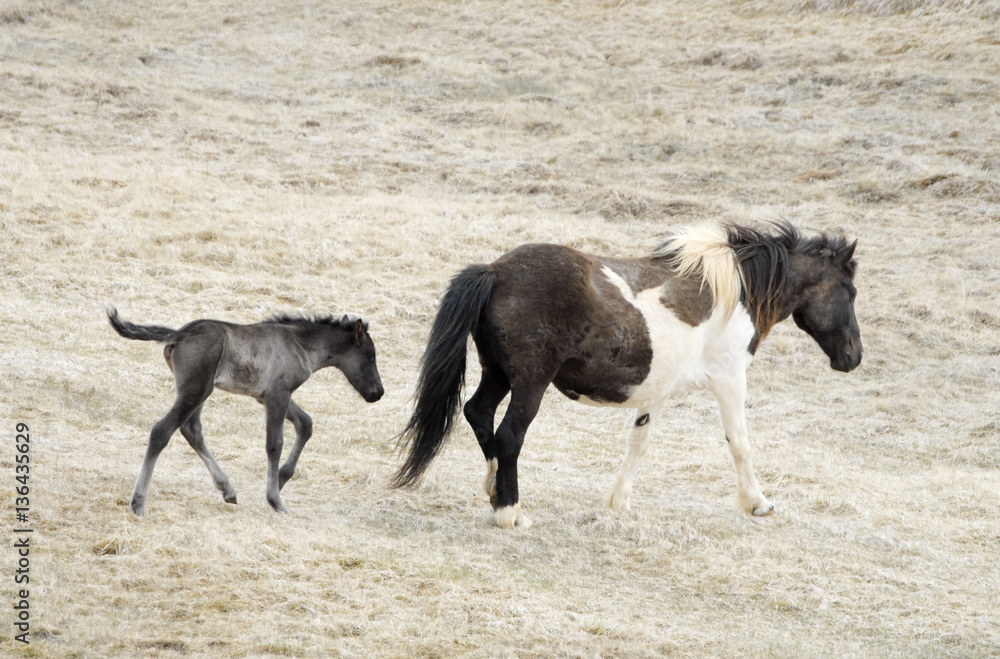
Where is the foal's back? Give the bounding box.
[168,319,315,399]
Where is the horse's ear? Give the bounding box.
[353,318,365,344]
[840,239,857,264]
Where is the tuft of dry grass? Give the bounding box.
[2,0,1000,656]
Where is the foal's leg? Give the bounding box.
[278,398,313,491]
[709,372,774,516]
[606,404,663,512]
[180,405,238,505]
[463,366,510,506]
[491,382,547,528]
[130,386,212,516]
[263,391,292,513]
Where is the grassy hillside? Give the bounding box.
[2,0,999,656]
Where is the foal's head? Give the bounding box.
[789,236,862,373]
[326,316,385,403]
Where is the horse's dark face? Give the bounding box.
[333,320,385,403]
[792,241,862,373]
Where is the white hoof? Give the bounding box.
[741,492,775,517]
[753,502,776,516]
[606,485,631,512]
[493,504,532,529]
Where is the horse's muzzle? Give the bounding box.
[364,385,385,403]
[831,336,862,373]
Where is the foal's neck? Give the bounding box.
[293,324,344,372]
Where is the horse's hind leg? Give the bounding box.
[491,381,547,528]
[278,398,312,491]
[463,366,510,506]
[607,404,663,512]
[130,388,211,516]
[180,405,238,505]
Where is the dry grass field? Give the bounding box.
[3,0,1000,656]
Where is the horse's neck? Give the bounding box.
[740,251,801,342]
[759,251,825,332]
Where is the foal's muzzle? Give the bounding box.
[364,384,385,403]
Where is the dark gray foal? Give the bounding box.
[108,307,384,515]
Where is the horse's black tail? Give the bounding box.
[107,306,179,343]
[392,264,496,488]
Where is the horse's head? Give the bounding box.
[333,317,385,403]
[791,238,862,373]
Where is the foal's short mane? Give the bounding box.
[656,220,855,337]
[264,313,368,330]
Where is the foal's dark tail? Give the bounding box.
[392,265,496,488]
[107,306,179,343]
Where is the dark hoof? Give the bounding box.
[224,494,238,505]
[268,498,289,514]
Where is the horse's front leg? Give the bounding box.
[263,392,291,513]
[709,372,774,516]
[278,398,313,491]
[606,404,663,512]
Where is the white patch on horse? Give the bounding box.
[595,266,754,407]
[597,264,765,513]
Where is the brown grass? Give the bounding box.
[3,0,1000,656]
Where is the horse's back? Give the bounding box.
[480,243,730,406]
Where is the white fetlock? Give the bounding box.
[493,503,532,529]
[483,458,498,500]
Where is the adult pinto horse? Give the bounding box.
[109,308,384,515]
[393,221,861,528]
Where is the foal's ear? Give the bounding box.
[353,318,365,344]
[840,239,858,264]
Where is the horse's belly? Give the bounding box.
[552,358,644,406]
[554,273,706,409]
[214,372,263,397]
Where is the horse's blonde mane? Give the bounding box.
[655,222,742,318]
